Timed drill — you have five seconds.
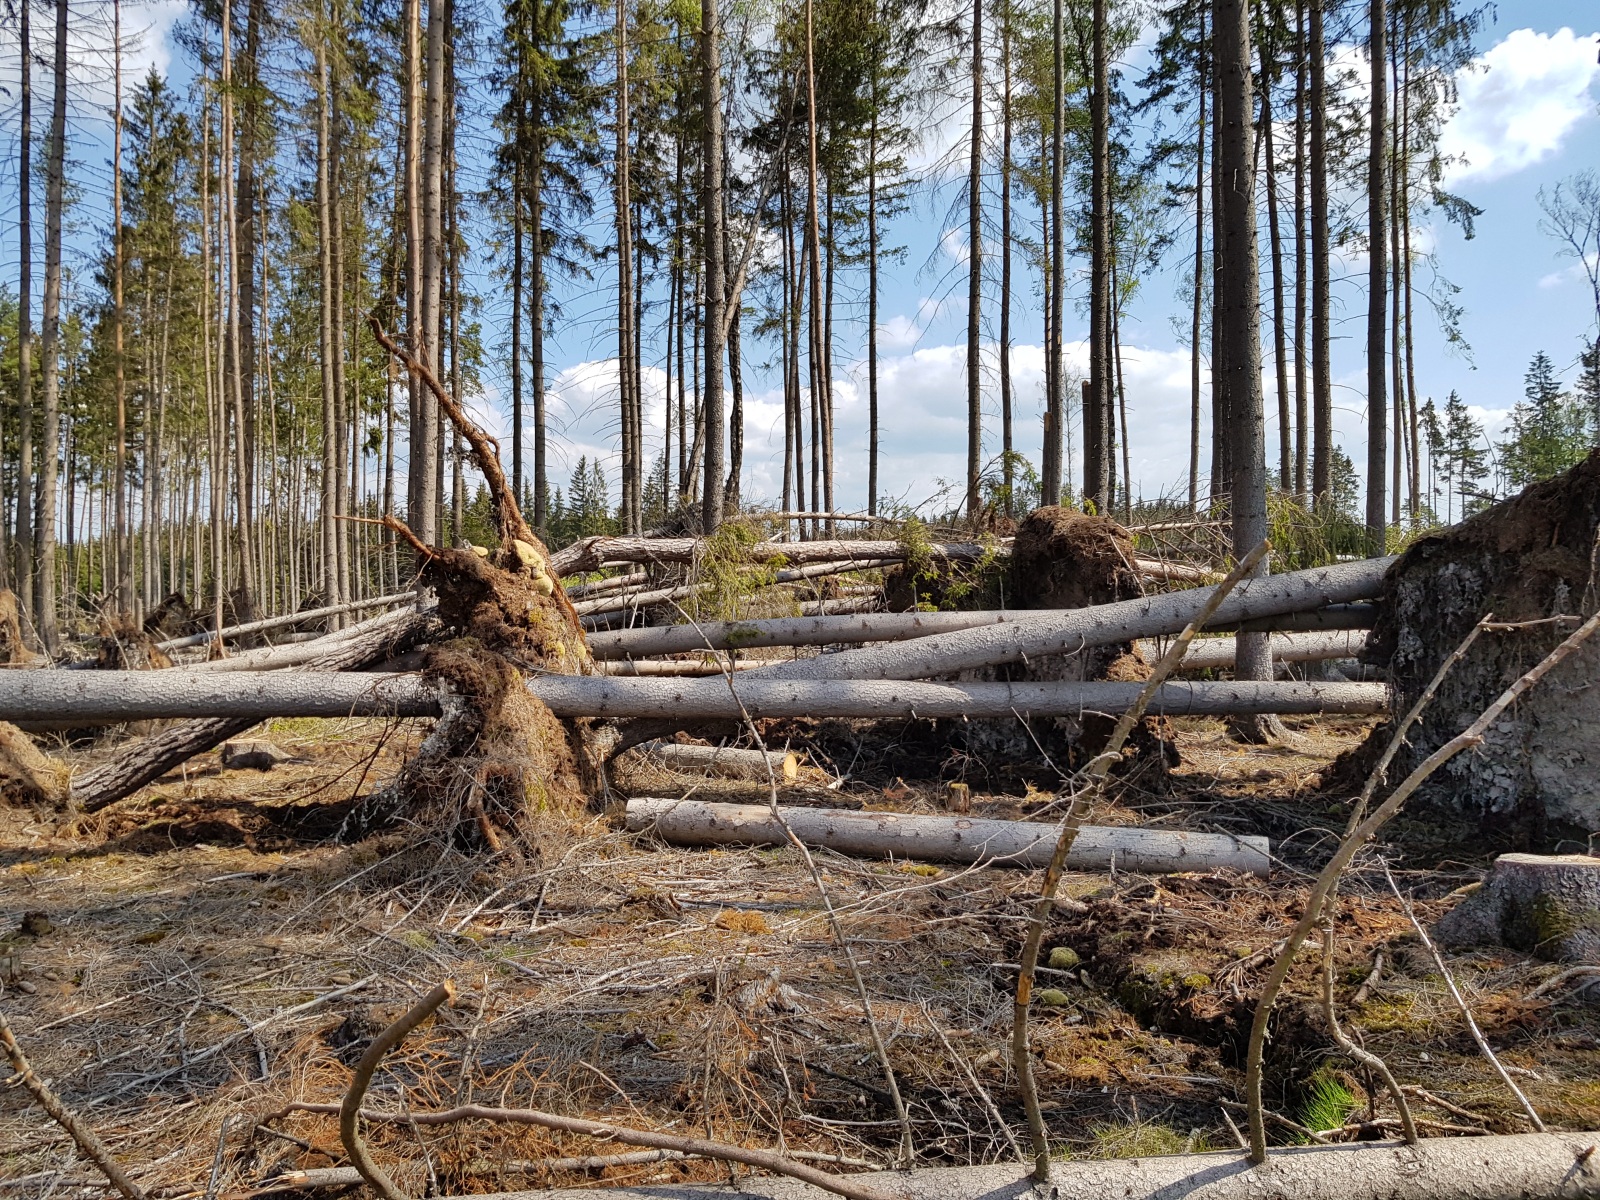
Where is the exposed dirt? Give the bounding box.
[4,713,1599,1198]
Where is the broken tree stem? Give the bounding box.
[0,1009,147,1200]
[1014,539,1271,1182]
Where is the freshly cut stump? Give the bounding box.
[1436,852,1600,962]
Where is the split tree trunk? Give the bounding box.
[628,798,1271,875]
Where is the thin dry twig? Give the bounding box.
[1014,538,1271,1182]
[1320,916,1417,1142]
[1243,608,1600,1161]
[0,1007,148,1200]
[340,980,458,1200]
[1383,861,1545,1132]
[281,1101,895,1200]
[663,599,916,1166]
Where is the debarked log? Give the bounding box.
[485,1129,1600,1200]
[626,798,1271,875]
[637,741,800,783]
[523,677,1390,720]
[0,672,442,725]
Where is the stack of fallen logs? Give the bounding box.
[0,541,1395,858]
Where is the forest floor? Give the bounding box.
[3,713,1600,1197]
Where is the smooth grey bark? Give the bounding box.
[636,743,798,783]
[627,798,1272,875]
[1135,628,1370,670]
[526,677,1388,720]
[0,672,439,725]
[156,590,418,651]
[414,0,447,547]
[548,537,995,574]
[719,556,1393,683]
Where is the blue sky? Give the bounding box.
[3,3,1598,518]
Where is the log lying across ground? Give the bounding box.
[0,675,1388,726]
[502,1129,1600,1200]
[0,671,442,724]
[637,742,800,783]
[524,677,1389,720]
[178,606,423,673]
[718,556,1395,684]
[627,798,1271,875]
[573,558,899,617]
[587,603,1377,660]
[156,590,418,651]
[1137,628,1370,671]
[551,537,996,575]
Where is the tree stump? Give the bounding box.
[1435,853,1600,963]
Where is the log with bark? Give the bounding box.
[156,590,418,651]
[573,559,899,617]
[550,537,996,576]
[478,1129,1600,1200]
[627,798,1271,875]
[0,671,440,724]
[1136,629,1370,671]
[586,605,1378,661]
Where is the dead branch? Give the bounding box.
[1014,538,1271,1182]
[282,1100,894,1200]
[0,1008,147,1200]
[368,316,531,546]
[1321,916,1418,1143]
[1242,609,1600,1162]
[340,980,457,1200]
[1384,862,1544,1132]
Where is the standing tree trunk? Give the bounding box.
[1309,0,1331,502]
[1085,0,1110,513]
[15,0,33,619]
[403,0,425,539]
[1215,0,1274,724]
[700,0,727,533]
[999,0,1014,514]
[965,0,983,522]
[315,36,339,615]
[803,0,826,530]
[222,0,258,618]
[1293,0,1308,500]
[34,0,69,653]
[1260,20,1291,494]
[1189,4,1205,511]
[532,151,550,531]
[511,156,524,507]
[1364,0,1387,554]
[867,92,881,516]
[615,0,637,533]
[416,0,447,549]
[113,0,130,616]
[237,0,265,570]
[1041,0,1065,507]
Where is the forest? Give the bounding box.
[4,0,1600,1198]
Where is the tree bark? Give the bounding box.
[33,0,68,653]
[1309,0,1332,502]
[1260,19,1291,493]
[1085,0,1110,512]
[315,36,340,615]
[965,0,983,521]
[549,537,996,574]
[615,0,636,533]
[627,798,1271,875]
[999,3,1014,513]
[1293,0,1309,499]
[1189,4,1206,511]
[113,0,130,616]
[1365,0,1388,553]
[700,0,727,533]
[1136,628,1369,670]
[637,742,799,783]
[14,0,32,620]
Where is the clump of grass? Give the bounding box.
[1297,1066,1357,1137]
[1084,1120,1197,1160]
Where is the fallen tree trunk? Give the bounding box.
[526,677,1388,720]
[587,604,1378,661]
[490,1129,1600,1200]
[156,591,417,651]
[69,609,437,812]
[637,742,799,783]
[1233,602,1377,633]
[551,537,995,576]
[595,659,763,676]
[0,671,440,724]
[1136,629,1371,671]
[573,558,899,617]
[626,798,1271,875]
[178,607,421,673]
[725,557,1395,683]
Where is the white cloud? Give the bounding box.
[1439,28,1600,184]
[1538,254,1599,290]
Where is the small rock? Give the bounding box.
[1035,989,1072,1007]
[221,740,295,771]
[14,979,37,995]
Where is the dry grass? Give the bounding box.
[4,714,1600,1198]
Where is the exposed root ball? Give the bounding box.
[423,542,590,676]
[1007,506,1144,610]
[0,721,71,809]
